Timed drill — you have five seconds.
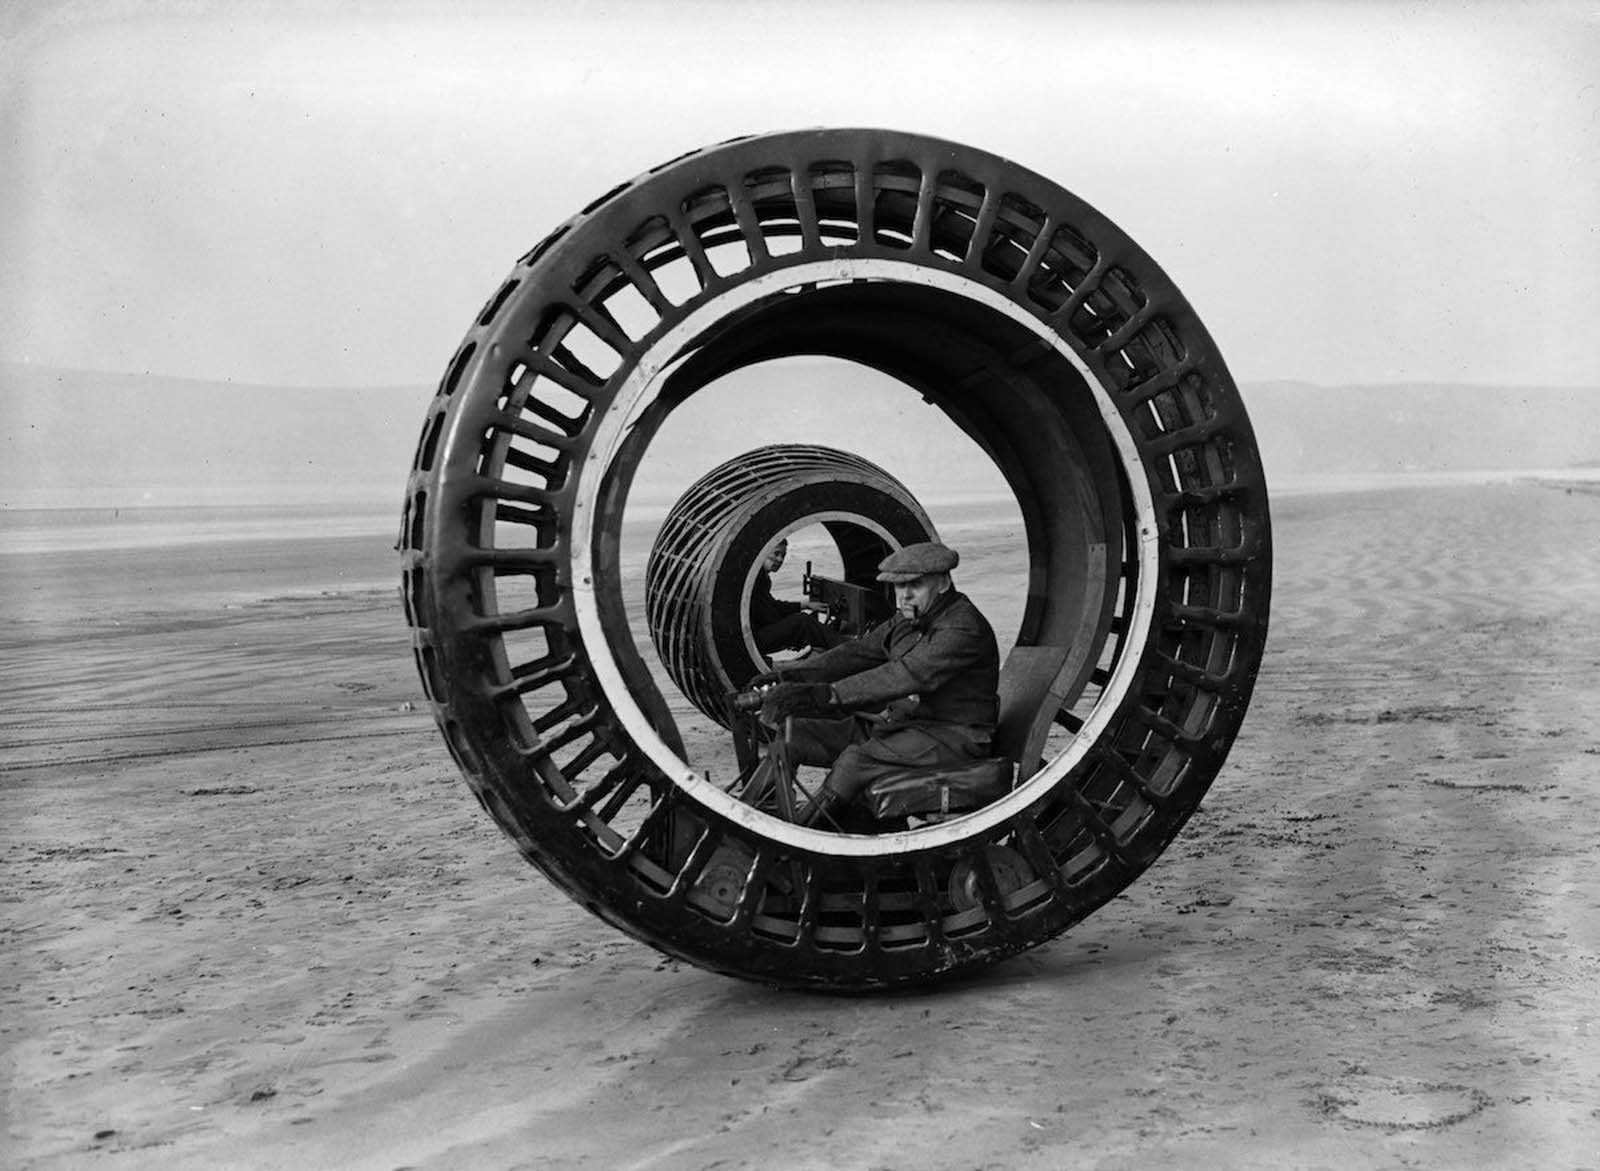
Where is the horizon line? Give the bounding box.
[9,465,1599,515]
[3,358,1597,396]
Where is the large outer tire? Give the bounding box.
[399,128,1271,990]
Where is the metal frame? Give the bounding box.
[399,128,1272,989]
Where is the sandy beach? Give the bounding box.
[4,479,1599,1168]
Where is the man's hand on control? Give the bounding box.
[760,682,836,723]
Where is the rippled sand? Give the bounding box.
[4,480,1598,1167]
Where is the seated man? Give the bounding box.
[755,541,1000,827]
[749,538,843,656]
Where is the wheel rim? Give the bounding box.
[572,256,1160,856]
[400,128,1272,988]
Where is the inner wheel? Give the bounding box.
[645,444,937,726]
[399,128,1272,990]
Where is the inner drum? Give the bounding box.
[644,445,937,726]
[398,127,1273,991]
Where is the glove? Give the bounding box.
[748,669,786,688]
[760,682,836,723]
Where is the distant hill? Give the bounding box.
[2,364,428,509]
[4,362,1596,509]
[1244,381,1600,481]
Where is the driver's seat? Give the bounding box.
[860,645,1072,821]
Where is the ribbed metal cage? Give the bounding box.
[399,128,1272,990]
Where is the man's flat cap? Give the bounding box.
[876,541,959,583]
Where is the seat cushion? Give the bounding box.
[863,757,1013,820]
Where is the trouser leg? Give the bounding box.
[824,724,991,803]
[783,716,863,770]
[755,612,843,654]
[780,716,866,826]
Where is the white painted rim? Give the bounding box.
[569,259,1160,858]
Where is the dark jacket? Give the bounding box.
[750,569,802,631]
[779,589,999,731]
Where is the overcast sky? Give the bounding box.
[3,0,1597,392]
[2,1,1597,511]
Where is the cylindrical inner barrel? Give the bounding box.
[644,445,937,724]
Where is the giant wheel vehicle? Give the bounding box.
[399,128,1272,990]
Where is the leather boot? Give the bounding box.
[794,784,848,828]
